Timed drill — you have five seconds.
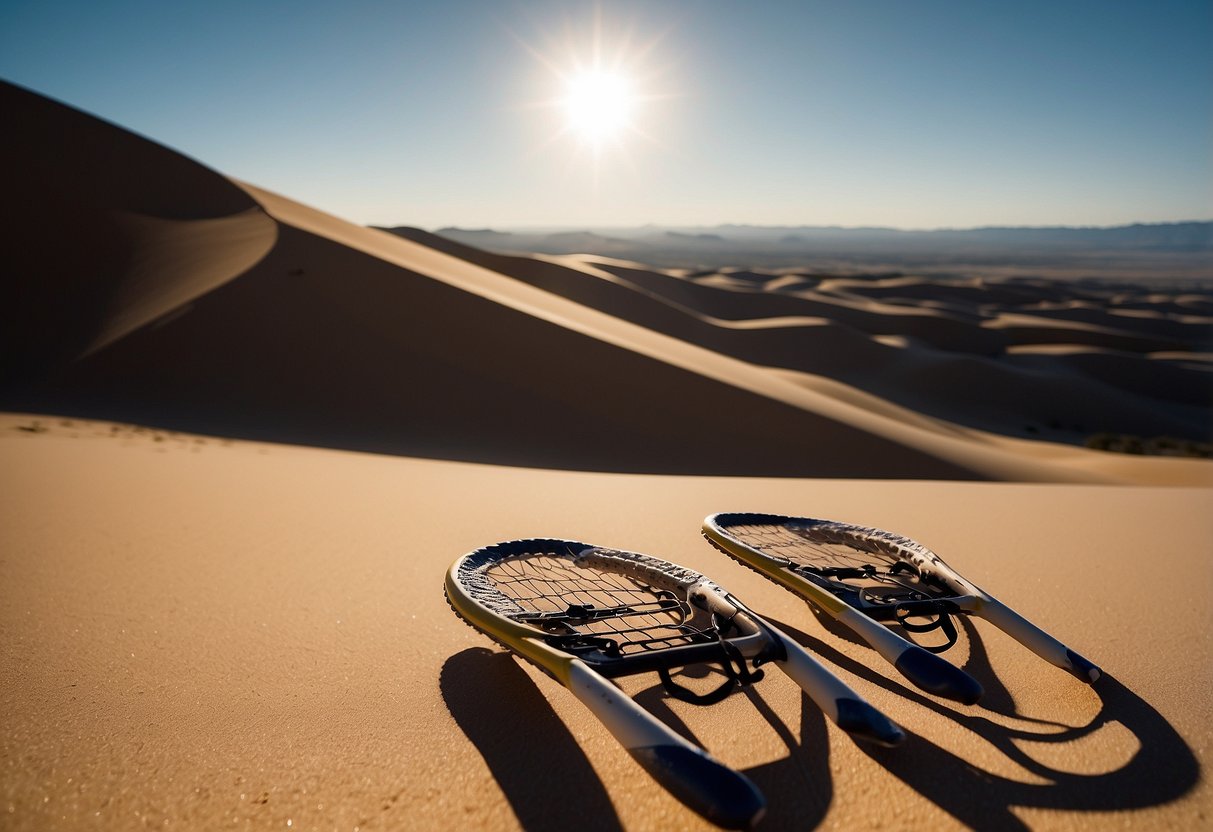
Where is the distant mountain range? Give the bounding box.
[394,221,1212,277]
[432,221,1211,248]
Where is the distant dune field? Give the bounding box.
[430,221,1213,279]
[384,228,1213,454]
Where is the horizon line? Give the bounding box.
[416,219,1213,233]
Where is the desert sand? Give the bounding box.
[2,418,1210,831]
[2,79,1211,830]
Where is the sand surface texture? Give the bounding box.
[2,81,1211,830]
[1,418,1210,830]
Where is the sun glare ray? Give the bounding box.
[513,9,675,185]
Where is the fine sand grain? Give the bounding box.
[1,417,1210,830]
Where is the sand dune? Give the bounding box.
[3,80,1211,485]
[2,85,974,479]
[982,312,1191,354]
[1001,303,1213,344]
[587,260,1008,355]
[2,83,276,385]
[386,230,1212,450]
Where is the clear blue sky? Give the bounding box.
[2,0,1210,229]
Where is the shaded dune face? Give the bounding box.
[2,80,1209,479]
[387,229,1213,445]
[2,82,276,383]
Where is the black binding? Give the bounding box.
[893,602,960,653]
[796,558,964,654]
[657,611,767,706]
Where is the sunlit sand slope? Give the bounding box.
[1,419,1208,831]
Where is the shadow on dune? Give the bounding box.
[807,606,1024,716]
[632,676,834,830]
[441,647,835,830]
[437,617,1194,830]
[440,647,624,832]
[2,80,272,386]
[737,689,833,831]
[765,615,1200,830]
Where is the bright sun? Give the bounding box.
[521,13,670,165]
[561,70,636,147]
